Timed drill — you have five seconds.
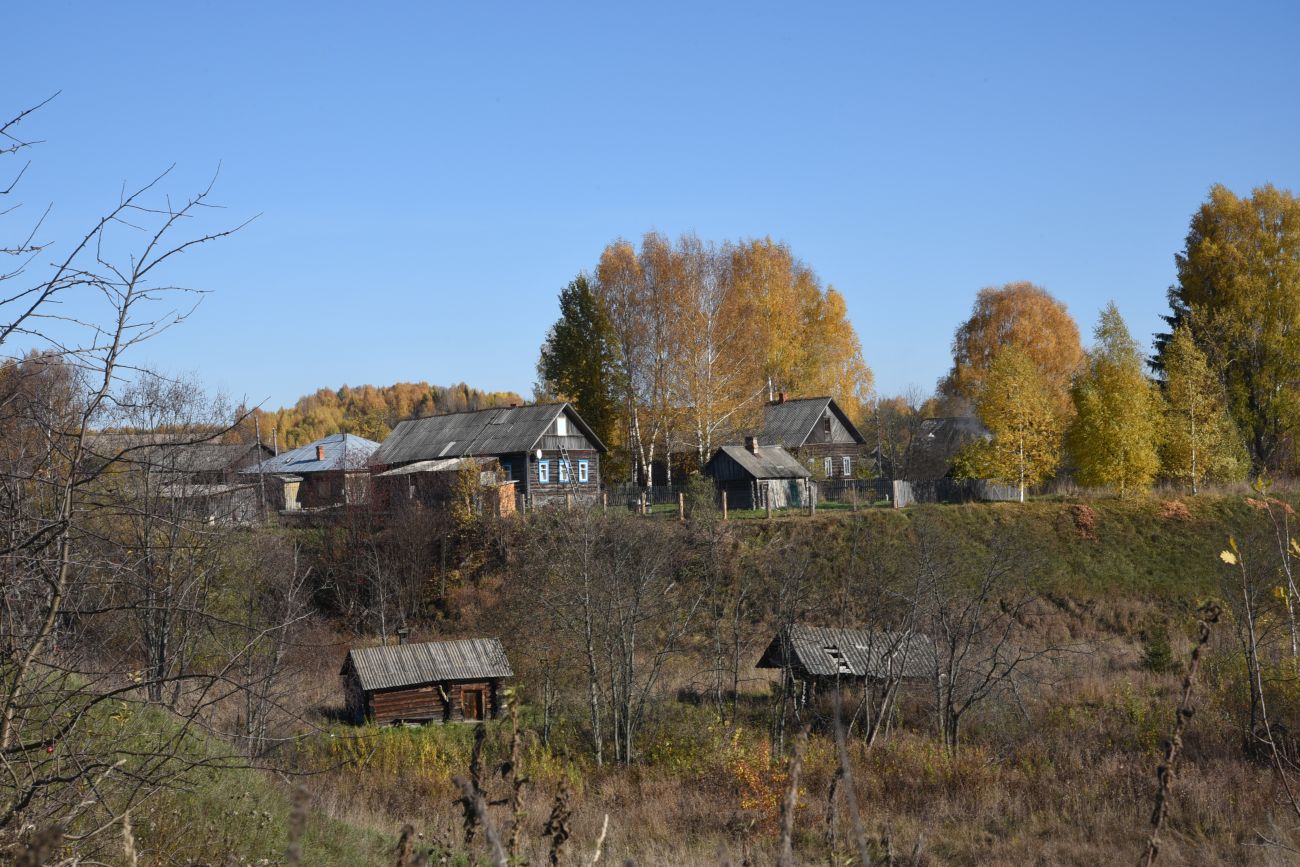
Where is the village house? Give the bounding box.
[340,636,513,725]
[702,436,813,510]
[758,395,870,479]
[241,432,379,511]
[369,402,605,509]
[85,434,274,524]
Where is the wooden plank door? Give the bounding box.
[462,687,485,721]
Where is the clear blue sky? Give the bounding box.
[8,2,1300,410]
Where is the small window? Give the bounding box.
[556,415,569,437]
[502,462,512,481]
[823,457,833,477]
[842,456,852,476]
[538,460,550,484]
[578,460,589,483]
[558,460,570,483]
[823,415,832,435]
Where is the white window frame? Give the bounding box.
[559,459,570,483]
[823,457,833,477]
[578,460,589,483]
[842,456,852,477]
[538,459,550,484]
[556,415,569,436]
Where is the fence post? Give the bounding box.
[851,483,858,512]
[807,479,815,516]
[602,490,608,512]
[765,486,771,520]
[721,490,728,521]
[678,492,685,522]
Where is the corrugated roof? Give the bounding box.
[758,625,935,679]
[711,444,811,480]
[371,403,606,466]
[242,433,379,475]
[905,416,990,481]
[343,638,514,691]
[757,397,864,448]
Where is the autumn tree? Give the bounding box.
[1156,184,1300,470]
[955,346,1065,501]
[1067,304,1162,496]
[1159,324,1247,492]
[536,274,622,448]
[941,281,1084,415]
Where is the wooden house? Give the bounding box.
[702,437,813,509]
[759,395,869,479]
[903,416,990,482]
[370,403,606,509]
[241,432,379,511]
[340,637,513,725]
[372,456,516,516]
[84,434,273,524]
[757,624,935,685]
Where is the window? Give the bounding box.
[502,462,512,481]
[578,460,589,483]
[558,459,570,483]
[538,460,550,484]
[823,415,832,436]
[842,456,852,476]
[823,457,833,477]
[556,415,569,436]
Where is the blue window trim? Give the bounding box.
[538,459,550,484]
[559,459,570,483]
[578,460,589,483]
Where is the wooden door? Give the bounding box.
[462,687,485,721]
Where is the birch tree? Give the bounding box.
[1160,324,1247,492]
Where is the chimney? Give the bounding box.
[316,444,326,462]
[779,391,787,404]
[396,626,410,645]
[745,435,759,454]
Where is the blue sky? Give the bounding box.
[8,2,1300,410]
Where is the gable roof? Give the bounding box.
[371,403,606,466]
[757,625,935,680]
[343,638,513,692]
[242,432,379,475]
[706,444,811,480]
[905,416,990,481]
[85,435,271,475]
[760,397,865,448]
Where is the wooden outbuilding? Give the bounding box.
[757,624,935,685]
[242,432,380,511]
[702,437,813,509]
[340,637,513,725]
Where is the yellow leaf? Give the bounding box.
[1220,550,1238,565]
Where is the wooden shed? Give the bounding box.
[757,624,935,685]
[340,637,513,725]
[702,437,814,510]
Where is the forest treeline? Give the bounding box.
[229,381,524,449]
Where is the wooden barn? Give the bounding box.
[759,395,870,479]
[702,437,813,509]
[757,624,935,685]
[241,432,380,511]
[370,402,605,509]
[340,637,513,725]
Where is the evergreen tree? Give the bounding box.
[1160,324,1247,492]
[1067,304,1161,497]
[537,274,622,448]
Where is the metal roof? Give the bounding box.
[709,444,811,480]
[904,416,991,481]
[759,397,866,448]
[242,433,379,475]
[343,638,514,691]
[371,403,606,466]
[757,625,935,680]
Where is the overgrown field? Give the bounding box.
[72,495,1300,864]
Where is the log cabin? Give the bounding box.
[340,637,513,725]
[759,395,870,480]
